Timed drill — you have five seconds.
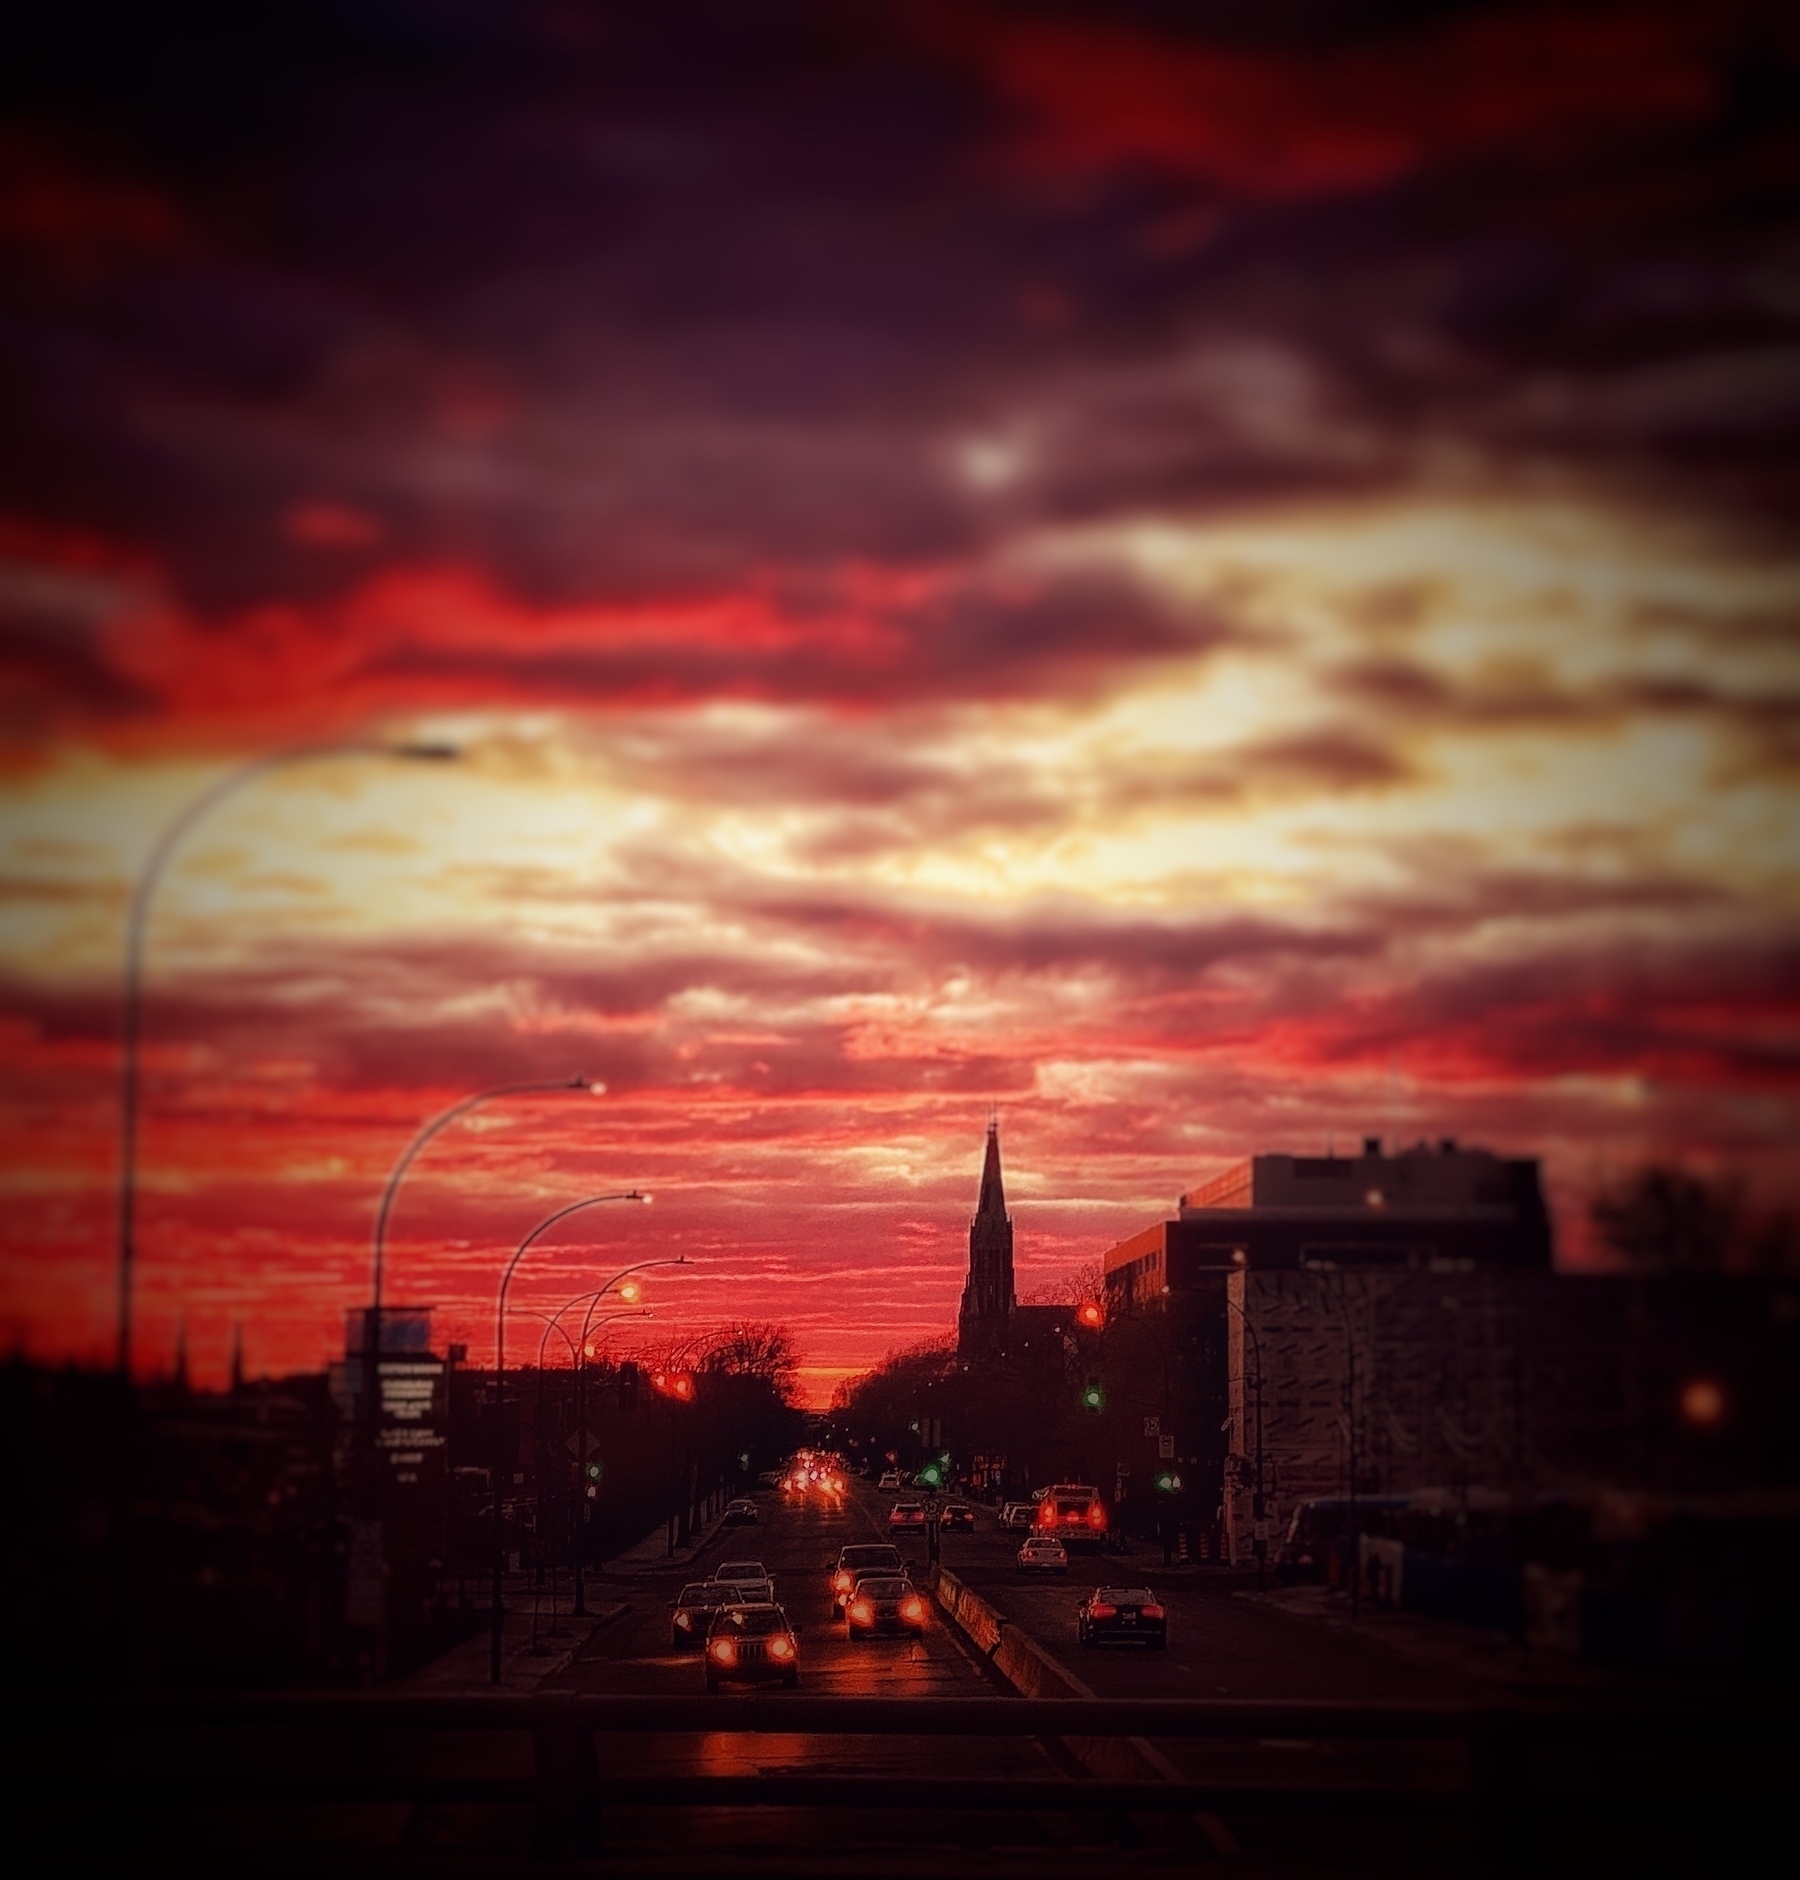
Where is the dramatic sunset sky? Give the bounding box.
[2,3,1796,1403]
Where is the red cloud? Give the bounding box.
[942,5,1725,200]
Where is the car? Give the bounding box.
[667,1580,731,1650]
[879,1470,903,1490]
[1077,1585,1168,1648]
[889,1501,928,1531]
[713,1558,770,1585]
[938,1502,975,1531]
[1017,1535,1069,1576]
[704,1602,801,1690]
[845,1576,928,1639]
[999,1501,1036,1532]
[829,1543,906,1610]
[723,1498,759,1525]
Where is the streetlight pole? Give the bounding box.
[527,1305,650,1610]
[356,1074,606,1630]
[570,1261,687,1613]
[115,738,459,1379]
[491,1193,649,1685]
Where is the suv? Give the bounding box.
[704,1602,801,1690]
[1034,1484,1109,1552]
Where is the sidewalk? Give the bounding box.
[398,1583,629,1693]
[1241,1583,1621,1691]
[592,1504,737,1577]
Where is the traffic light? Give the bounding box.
[1081,1378,1105,1413]
[917,1459,944,1489]
[618,1360,639,1413]
[653,1368,695,1403]
[1076,1300,1105,1331]
[1154,1468,1181,1493]
[585,1458,603,1483]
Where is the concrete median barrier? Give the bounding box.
[929,1568,1203,1801]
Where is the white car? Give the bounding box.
[1016,1535,1069,1576]
[879,1470,902,1490]
[712,1559,772,1596]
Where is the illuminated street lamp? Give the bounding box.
[491,1193,650,1684]
[115,738,459,1378]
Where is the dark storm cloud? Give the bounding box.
[3,0,1795,680]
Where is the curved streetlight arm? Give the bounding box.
[371,1075,597,1326]
[579,1258,688,1352]
[117,738,458,1376]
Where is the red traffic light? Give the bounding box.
[1076,1301,1105,1330]
[653,1368,696,1402]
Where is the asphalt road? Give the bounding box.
[551,1477,1128,1869]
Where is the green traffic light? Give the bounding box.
[1080,1382,1104,1412]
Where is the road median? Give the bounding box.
[929,1563,1234,1838]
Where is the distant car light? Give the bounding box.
[675,1611,692,1629]
[709,1638,737,1664]
[768,1636,795,1660]
[901,1597,925,1621]
[849,1600,874,1623]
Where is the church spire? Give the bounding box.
[976,1117,1006,1222]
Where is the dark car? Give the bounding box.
[723,1498,759,1525]
[1076,1585,1167,1648]
[938,1502,975,1531]
[668,1580,731,1650]
[846,1575,928,1639]
[705,1601,801,1690]
[830,1543,906,1611]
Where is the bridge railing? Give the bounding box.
[3,1691,1789,1859]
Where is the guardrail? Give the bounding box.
[3,1690,1789,1861]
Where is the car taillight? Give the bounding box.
[1037,1506,1054,1528]
[1088,1505,1106,1527]
[1141,1604,1165,1619]
[710,1639,736,1663]
[833,1571,852,1592]
[1089,1602,1117,1619]
[769,1636,795,1659]
[901,1597,924,1621]
[849,1600,873,1623]
[675,1611,692,1629]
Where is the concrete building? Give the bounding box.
[1107,1138,1553,1313]
[1220,1266,1800,1567]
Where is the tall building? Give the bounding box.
[960,1120,1016,1334]
[1107,1137,1552,1311]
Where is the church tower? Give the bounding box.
[958,1120,1016,1352]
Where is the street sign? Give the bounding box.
[1142,1417,1159,1438]
[1158,1434,1175,1459]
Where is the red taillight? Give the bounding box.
[1089,1603,1117,1619]
[1088,1505,1107,1528]
[1037,1505,1054,1529]
[1141,1604,1165,1619]
[849,1600,873,1623]
[832,1570,853,1592]
[675,1611,692,1629]
[769,1635,795,1659]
